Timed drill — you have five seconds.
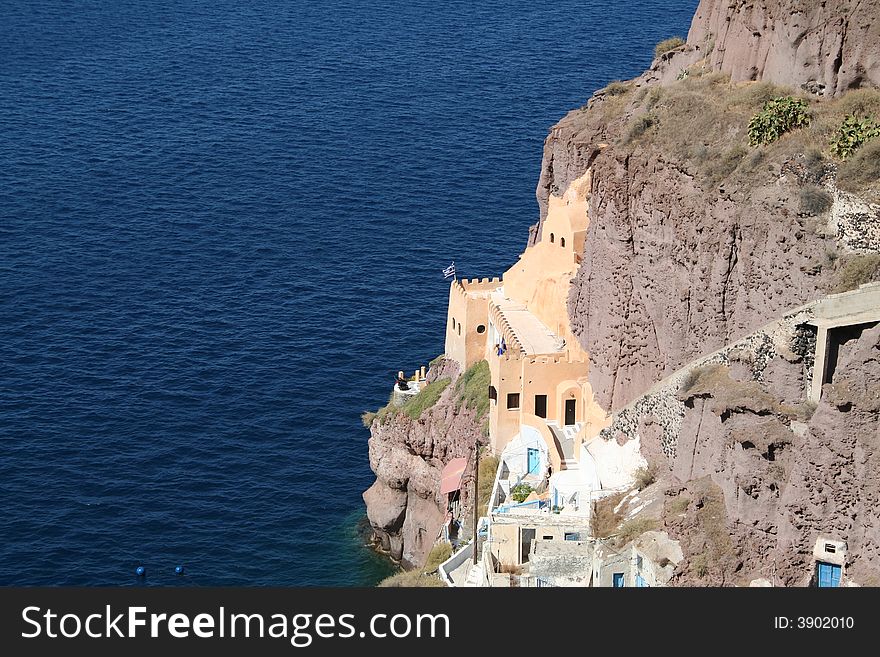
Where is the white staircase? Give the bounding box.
[547,421,582,470]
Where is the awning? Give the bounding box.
[440,457,468,495]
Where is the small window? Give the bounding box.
[550,233,555,243]
[612,573,625,588]
[825,544,837,554]
[564,532,580,541]
[451,318,456,330]
[476,324,486,334]
[560,237,566,248]
[458,324,461,335]
[542,536,553,540]
[507,393,520,410]
[489,386,497,402]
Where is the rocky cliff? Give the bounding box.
[536,15,880,412]
[688,0,880,97]
[659,323,880,586]
[536,0,880,584]
[362,358,486,569]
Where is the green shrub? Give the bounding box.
[361,411,377,427]
[748,96,811,146]
[830,115,880,159]
[401,378,450,420]
[455,360,491,418]
[510,483,533,503]
[655,36,685,59]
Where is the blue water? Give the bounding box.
[0,0,698,586]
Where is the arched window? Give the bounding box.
[560,237,566,248]
[550,233,555,243]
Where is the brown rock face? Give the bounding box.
[562,140,833,412]
[660,326,880,586]
[363,358,485,569]
[687,0,880,96]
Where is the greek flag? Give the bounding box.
[443,261,456,280]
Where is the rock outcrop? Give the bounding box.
[363,358,485,569]
[687,0,880,97]
[659,324,880,586]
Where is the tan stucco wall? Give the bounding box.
[490,521,589,568]
[444,278,497,371]
[488,354,524,454]
[490,523,521,567]
[502,170,591,361]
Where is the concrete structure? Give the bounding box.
[807,283,880,402]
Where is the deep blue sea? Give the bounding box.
[0,0,698,586]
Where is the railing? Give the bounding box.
[437,542,474,587]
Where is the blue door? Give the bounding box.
[527,448,540,474]
[612,573,624,588]
[817,562,841,588]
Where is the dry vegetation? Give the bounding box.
[616,517,660,546]
[687,479,737,582]
[832,254,880,293]
[590,492,627,539]
[616,72,880,197]
[477,453,499,517]
[377,543,452,588]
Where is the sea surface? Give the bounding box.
[0,0,698,586]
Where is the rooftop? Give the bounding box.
[490,290,564,355]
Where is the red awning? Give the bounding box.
[440,457,468,495]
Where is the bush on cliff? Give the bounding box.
[400,378,450,420]
[377,543,452,588]
[748,96,811,146]
[830,114,880,159]
[455,360,490,418]
[654,36,685,59]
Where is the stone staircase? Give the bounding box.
[547,421,582,470]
